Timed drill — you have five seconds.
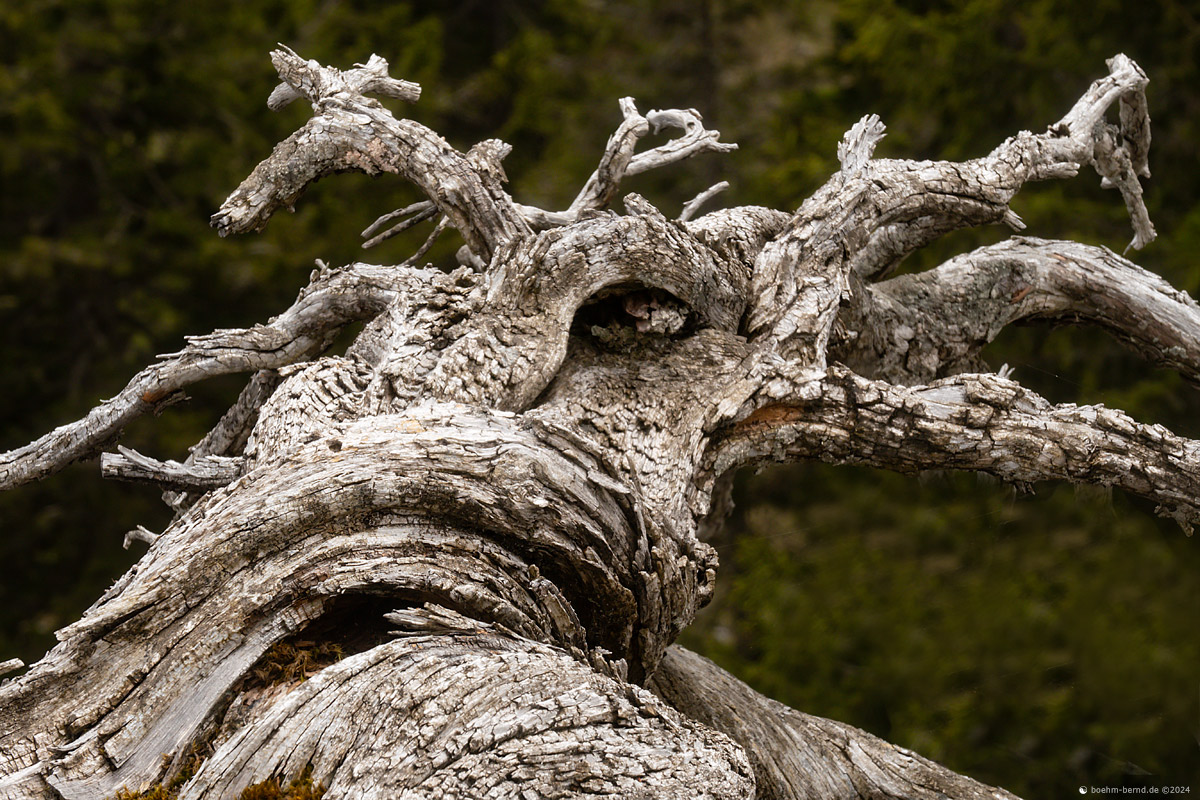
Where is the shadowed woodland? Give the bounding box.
[1,1,1199,796]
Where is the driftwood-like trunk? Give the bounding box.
[0,50,1192,799]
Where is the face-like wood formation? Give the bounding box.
[0,51,1185,800]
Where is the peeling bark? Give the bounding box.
[0,51,1192,799]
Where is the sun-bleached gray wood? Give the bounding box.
[0,50,1190,799]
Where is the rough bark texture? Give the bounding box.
[0,51,1192,799]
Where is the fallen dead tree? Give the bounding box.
[0,49,1190,799]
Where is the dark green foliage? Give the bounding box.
[3,1,1198,795]
[682,465,1200,796]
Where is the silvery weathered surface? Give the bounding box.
[0,50,1191,799]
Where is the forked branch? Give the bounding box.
[0,264,398,492]
[266,49,421,111]
[847,54,1154,282]
[747,54,1154,361]
[213,49,529,262]
[516,98,737,229]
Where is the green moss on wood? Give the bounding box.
[108,749,205,800]
[238,766,326,800]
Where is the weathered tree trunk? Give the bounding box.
[0,50,1192,799]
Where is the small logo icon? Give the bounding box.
[1079,788,1087,795]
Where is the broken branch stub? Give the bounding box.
[267,47,421,111]
[214,48,528,262]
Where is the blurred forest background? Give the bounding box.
[2,1,1198,796]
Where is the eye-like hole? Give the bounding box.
[571,285,695,348]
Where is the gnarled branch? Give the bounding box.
[516,98,738,230]
[847,54,1153,282]
[747,54,1154,363]
[213,50,530,262]
[0,263,397,491]
[837,237,1200,386]
[709,365,1200,532]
